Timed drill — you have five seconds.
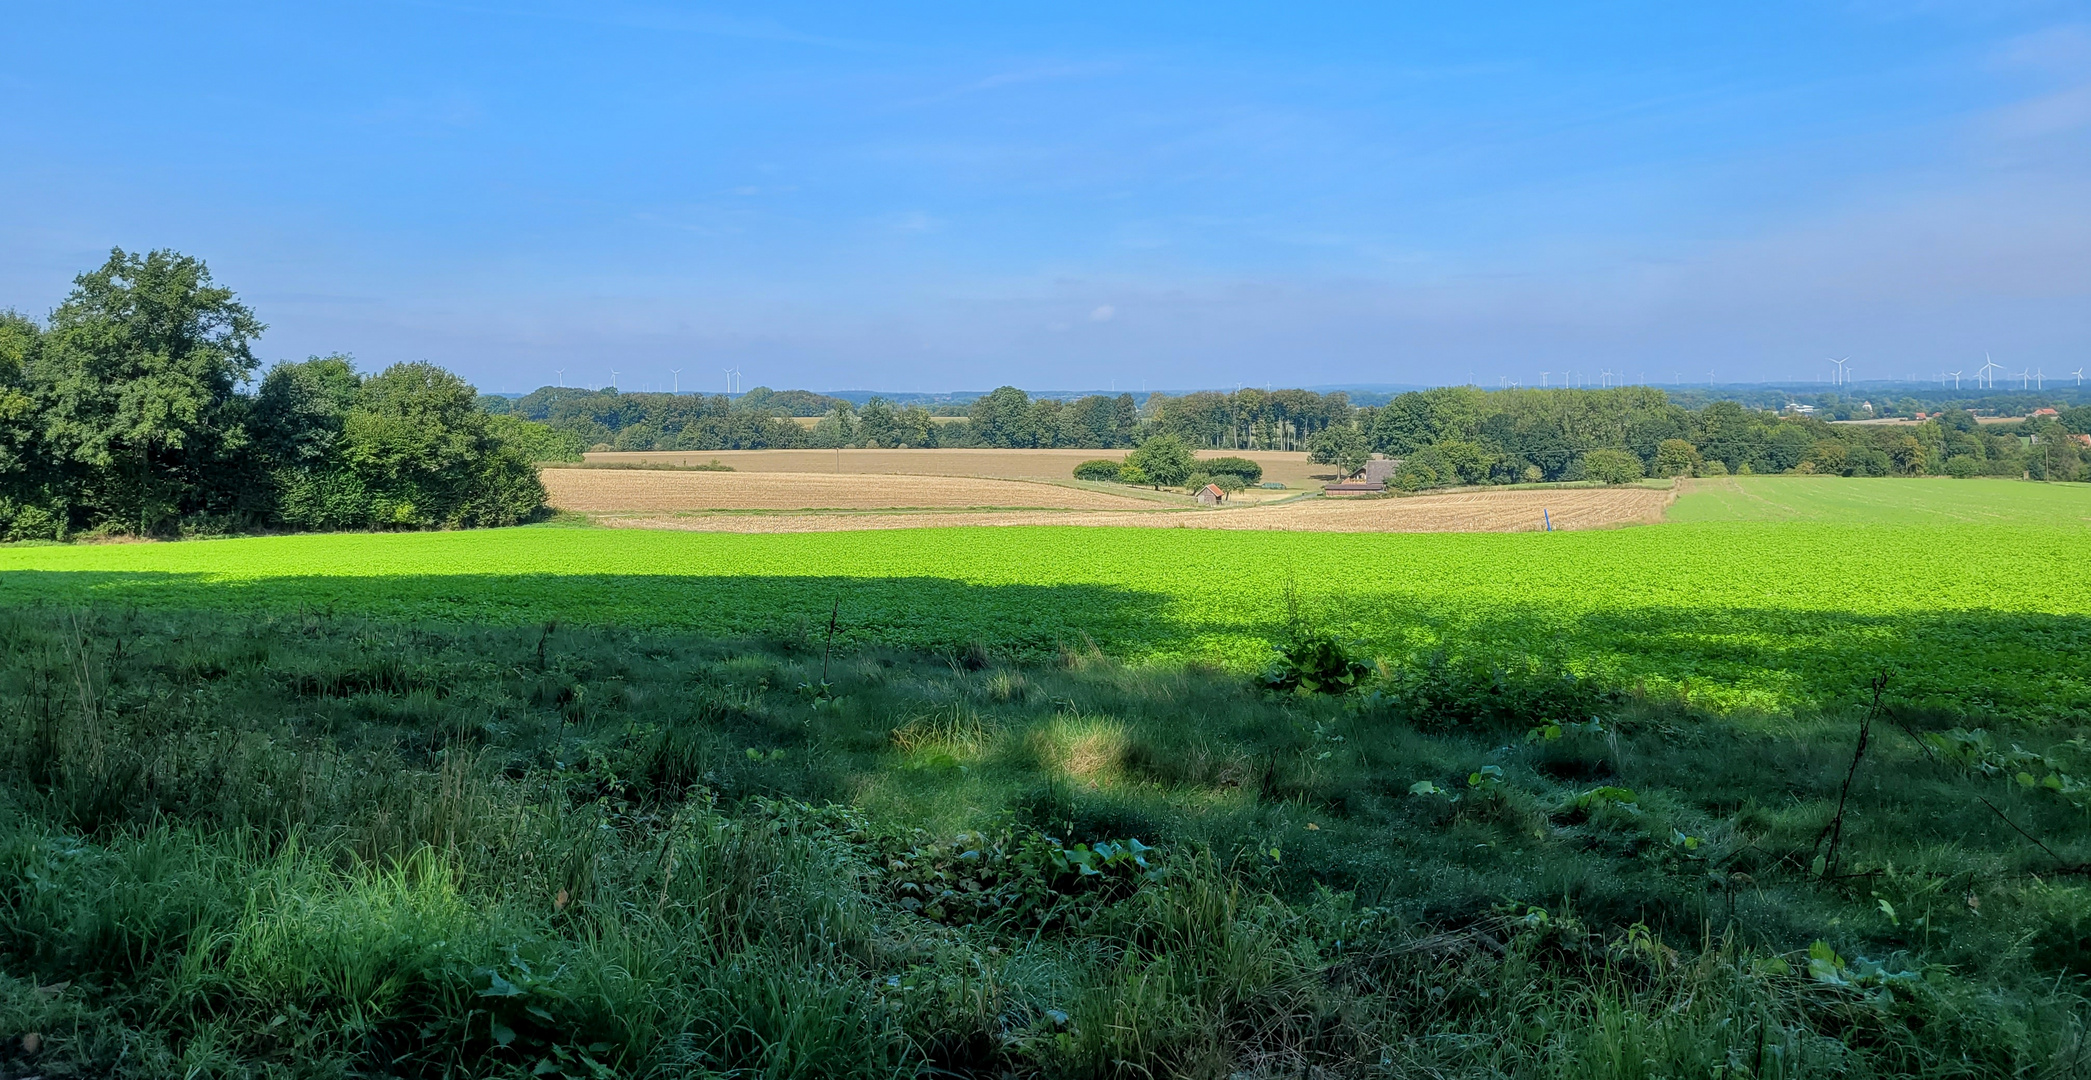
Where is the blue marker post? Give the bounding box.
[1543,509,1552,532]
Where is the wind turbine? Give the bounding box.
[1829,356,1851,387]
[609,369,620,391]
[1541,371,1550,388]
[2074,368,2085,387]
[2034,369,2045,390]
[732,367,743,394]
[1947,370,1962,390]
[2018,369,2031,390]
[1977,354,2002,389]
[554,368,565,388]
[670,368,681,393]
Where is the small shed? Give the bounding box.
[1362,458,1398,485]
[1197,483,1227,506]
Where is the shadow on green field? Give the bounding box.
[4,567,2086,720]
[0,569,1180,660]
[3,602,2089,1076]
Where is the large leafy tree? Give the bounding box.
[1126,433,1196,488]
[968,386,1034,448]
[0,311,52,536]
[341,362,546,527]
[1308,425,1371,479]
[253,354,361,469]
[33,248,263,534]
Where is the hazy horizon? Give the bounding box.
[5,3,2088,393]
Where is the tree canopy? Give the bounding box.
[0,249,552,539]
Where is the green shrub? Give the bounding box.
[1073,459,1122,482]
[1579,448,1644,485]
[1367,652,1622,730]
[1202,456,1263,485]
[1126,435,1196,488]
[488,414,585,463]
[1653,439,1700,477]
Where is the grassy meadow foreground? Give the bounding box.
[4,608,2091,1078]
[3,477,2091,1077]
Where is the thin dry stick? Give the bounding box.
[1821,674,1888,881]
[821,597,840,684]
[1978,796,2085,870]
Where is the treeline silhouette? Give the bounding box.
[0,249,550,540]
[493,379,2090,489]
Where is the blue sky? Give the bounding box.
[3,2,2088,393]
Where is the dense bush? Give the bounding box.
[1125,434,1196,488]
[1202,455,1264,484]
[1072,458,1121,481]
[288,362,545,529]
[1367,652,1624,731]
[1578,447,1645,484]
[0,248,550,538]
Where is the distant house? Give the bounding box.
[2076,434,2091,448]
[1197,483,1227,506]
[1361,458,1398,485]
[2032,407,2060,418]
[1783,402,1816,415]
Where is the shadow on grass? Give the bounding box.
[3,569,2088,719]
[0,570,1187,660]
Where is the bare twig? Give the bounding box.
[1977,796,2087,872]
[1820,674,1887,881]
[1892,718,1940,764]
[821,597,840,683]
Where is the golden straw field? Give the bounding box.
[581,447,1333,491]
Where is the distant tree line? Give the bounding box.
[1665,385,2087,420]
[487,377,2091,489]
[0,249,551,541]
[1357,386,2090,490]
[499,383,1355,453]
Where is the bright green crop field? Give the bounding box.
[4,503,2088,718]
[1668,475,2091,524]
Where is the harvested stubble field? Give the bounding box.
[583,447,1333,493]
[539,467,1169,513]
[586,484,1672,534]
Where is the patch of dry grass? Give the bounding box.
[540,468,1170,512]
[581,447,1334,490]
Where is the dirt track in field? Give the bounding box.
[540,468,1171,512]
[574,485,1675,534]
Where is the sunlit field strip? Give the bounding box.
[5,518,2087,719]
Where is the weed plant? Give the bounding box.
[1,606,2088,1077]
